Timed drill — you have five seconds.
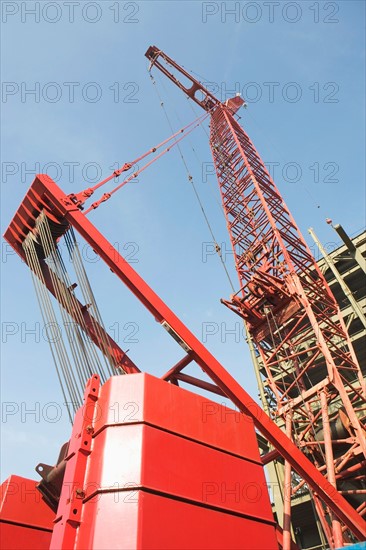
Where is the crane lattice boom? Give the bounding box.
[146,45,366,549]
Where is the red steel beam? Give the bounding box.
[174,373,227,397]
[321,391,344,548]
[283,413,293,550]
[162,353,193,380]
[18,174,364,540]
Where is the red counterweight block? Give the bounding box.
[51,373,278,550]
[0,475,55,550]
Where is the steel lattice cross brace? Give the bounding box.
[3,174,365,541]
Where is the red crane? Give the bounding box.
[145,46,366,548]
[2,48,365,549]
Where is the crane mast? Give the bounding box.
[146,46,366,548]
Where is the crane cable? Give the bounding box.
[82,112,210,214]
[75,114,209,202]
[149,70,236,294]
[23,213,120,419]
[175,83,236,242]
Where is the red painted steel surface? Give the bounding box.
[86,374,271,519]
[145,45,221,112]
[4,174,365,539]
[77,491,278,550]
[50,375,100,550]
[0,476,54,530]
[86,423,272,518]
[52,373,277,549]
[93,373,260,460]
[0,475,54,549]
[0,523,52,550]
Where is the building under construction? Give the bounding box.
[260,228,366,549]
[0,47,365,550]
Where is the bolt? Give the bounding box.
[75,488,85,499]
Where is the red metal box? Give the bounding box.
[93,373,261,461]
[0,475,54,549]
[85,422,272,520]
[52,374,277,549]
[77,490,278,550]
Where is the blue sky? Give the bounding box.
[1,1,365,481]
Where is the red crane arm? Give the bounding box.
[145,45,221,112]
